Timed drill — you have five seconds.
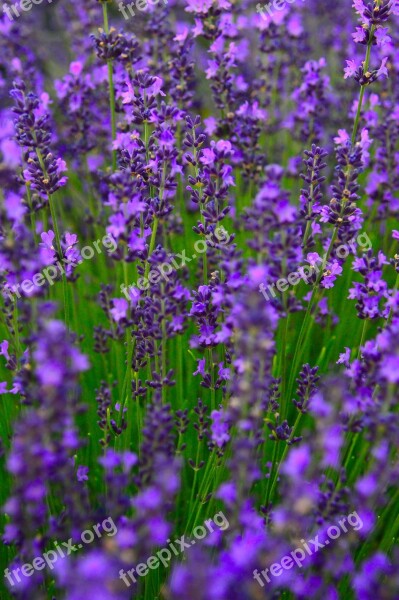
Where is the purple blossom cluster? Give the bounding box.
[0,0,399,599]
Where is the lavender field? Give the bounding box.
[0,0,399,598]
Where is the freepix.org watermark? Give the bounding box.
[2,0,56,21]
[3,234,117,303]
[4,517,117,587]
[118,0,168,20]
[253,511,363,587]
[256,0,306,22]
[259,232,372,301]
[121,226,229,300]
[119,511,229,587]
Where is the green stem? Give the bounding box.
[26,183,37,244]
[208,348,215,411]
[266,412,302,505]
[144,217,159,281]
[144,120,150,162]
[380,491,399,552]
[203,240,208,283]
[279,303,289,420]
[191,129,207,283]
[357,318,369,360]
[287,227,338,401]
[302,166,317,249]
[177,335,184,406]
[102,2,117,171]
[34,148,69,325]
[336,432,360,491]
[189,443,202,509]
[116,337,135,451]
[161,300,167,404]
[351,85,367,147]
[351,25,375,147]
[13,302,22,360]
[122,260,135,449]
[286,287,318,401]
[355,488,399,563]
[264,440,279,510]
[48,193,69,328]
[387,273,399,324]
[185,449,216,534]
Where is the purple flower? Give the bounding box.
[200,147,216,165]
[337,347,351,366]
[99,449,121,470]
[282,446,311,478]
[217,362,231,381]
[216,482,236,506]
[110,298,128,323]
[344,59,358,79]
[376,57,389,79]
[210,409,230,448]
[193,358,206,377]
[379,355,399,383]
[321,261,343,289]
[0,340,10,361]
[375,27,391,46]
[334,129,350,145]
[77,466,89,482]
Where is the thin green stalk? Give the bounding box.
[208,348,216,411]
[121,260,135,450]
[144,119,150,162]
[266,411,302,505]
[116,336,135,447]
[387,273,399,324]
[202,225,208,283]
[34,147,69,326]
[279,293,289,420]
[357,318,369,360]
[177,335,184,406]
[280,319,289,411]
[264,440,279,510]
[351,84,367,147]
[286,284,319,402]
[161,299,167,404]
[191,128,207,283]
[380,492,399,552]
[144,217,159,281]
[102,1,117,171]
[346,438,370,486]
[48,193,69,328]
[302,165,318,250]
[355,488,399,563]
[144,164,165,279]
[336,432,360,491]
[185,449,216,533]
[189,443,202,509]
[26,183,37,244]
[351,25,376,147]
[13,302,22,361]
